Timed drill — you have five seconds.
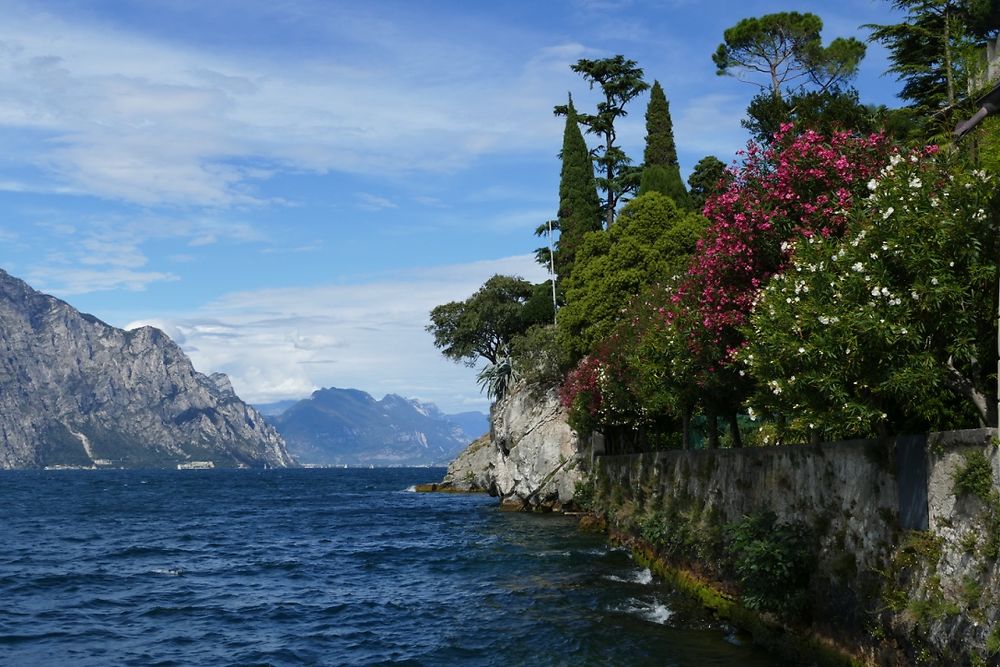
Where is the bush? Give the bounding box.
[511,324,563,389]
[727,511,815,616]
[952,450,995,502]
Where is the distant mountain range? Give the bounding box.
[264,388,488,466]
[0,269,294,469]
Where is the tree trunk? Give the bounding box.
[604,127,615,229]
[682,409,691,450]
[706,404,719,449]
[728,413,743,448]
[944,9,955,108]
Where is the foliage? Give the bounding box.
[557,191,704,362]
[659,127,892,429]
[639,81,691,208]
[866,1,984,140]
[511,324,564,389]
[573,474,597,511]
[714,12,865,99]
[643,81,679,167]
[639,165,690,208]
[556,55,649,228]
[742,86,888,145]
[550,95,603,282]
[687,155,730,213]
[427,274,551,367]
[740,149,998,438]
[952,450,995,502]
[561,355,605,434]
[476,356,516,401]
[726,512,815,616]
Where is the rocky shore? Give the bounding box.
[420,383,587,511]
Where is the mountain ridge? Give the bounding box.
[269,387,487,466]
[0,269,294,469]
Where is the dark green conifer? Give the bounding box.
[553,95,602,282]
[638,80,691,209]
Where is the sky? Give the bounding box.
[0,0,908,414]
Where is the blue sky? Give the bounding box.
[0,0,906,414]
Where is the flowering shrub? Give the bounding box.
[740,148,998,438]
[560,354,605,434]
[686,125,890,350]
[648,127,892,434]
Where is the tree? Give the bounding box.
[866,1,982,138]
[714,12,866,100]
[556,55,649,228]
[427,275,550,367]
[962,0,1000,40]
[687,156,729,212]
[548,95,602,283]
[638,80,691,208]
[556,191,704,362]
[740,148,998,438]
[742,86,887,145]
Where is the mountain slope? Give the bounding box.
[271,387,482,466]
[0,269,294,469]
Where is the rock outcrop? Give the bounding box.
[439,433,493,491]
[0,269,294,469]
[488,383,586,511]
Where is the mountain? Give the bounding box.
[445,411,490,440]
[270,387,486,466]
[253,400,300,417]
[0,269,294,469]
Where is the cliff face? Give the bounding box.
[487,383,585,510]
[441,433,493,490]
[0,269,294,469]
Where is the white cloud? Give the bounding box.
[21,216,268,295]
[356,192,397,211]
[32,266,179,295]
[124,254,548,413]
[0,4,584,208]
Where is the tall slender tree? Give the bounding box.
[548,95,602,283]
[556,55,649,228]
[638,80,691,208]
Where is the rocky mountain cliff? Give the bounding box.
[430,383,587,510]
[271,387,484,466]
[0,269,294,469]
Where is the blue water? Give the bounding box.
[0,469,783,666]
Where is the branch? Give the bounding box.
[944,355,989,426]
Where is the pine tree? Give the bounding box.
[552,95,602,283]
[638,80,691,208]
[866,1,981,138]
[556,55,648,228]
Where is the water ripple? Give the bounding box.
[0,469,784,666]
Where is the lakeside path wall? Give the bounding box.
[595,428,1000,665]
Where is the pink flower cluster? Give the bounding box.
[560,354,604,413]
[676,126,890,356]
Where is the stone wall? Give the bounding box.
[594,428,1000,664]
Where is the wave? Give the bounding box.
[615,597,674,625]
[603,567,653,585]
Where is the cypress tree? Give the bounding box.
[554,94,602,283]
[639,81,692,209]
